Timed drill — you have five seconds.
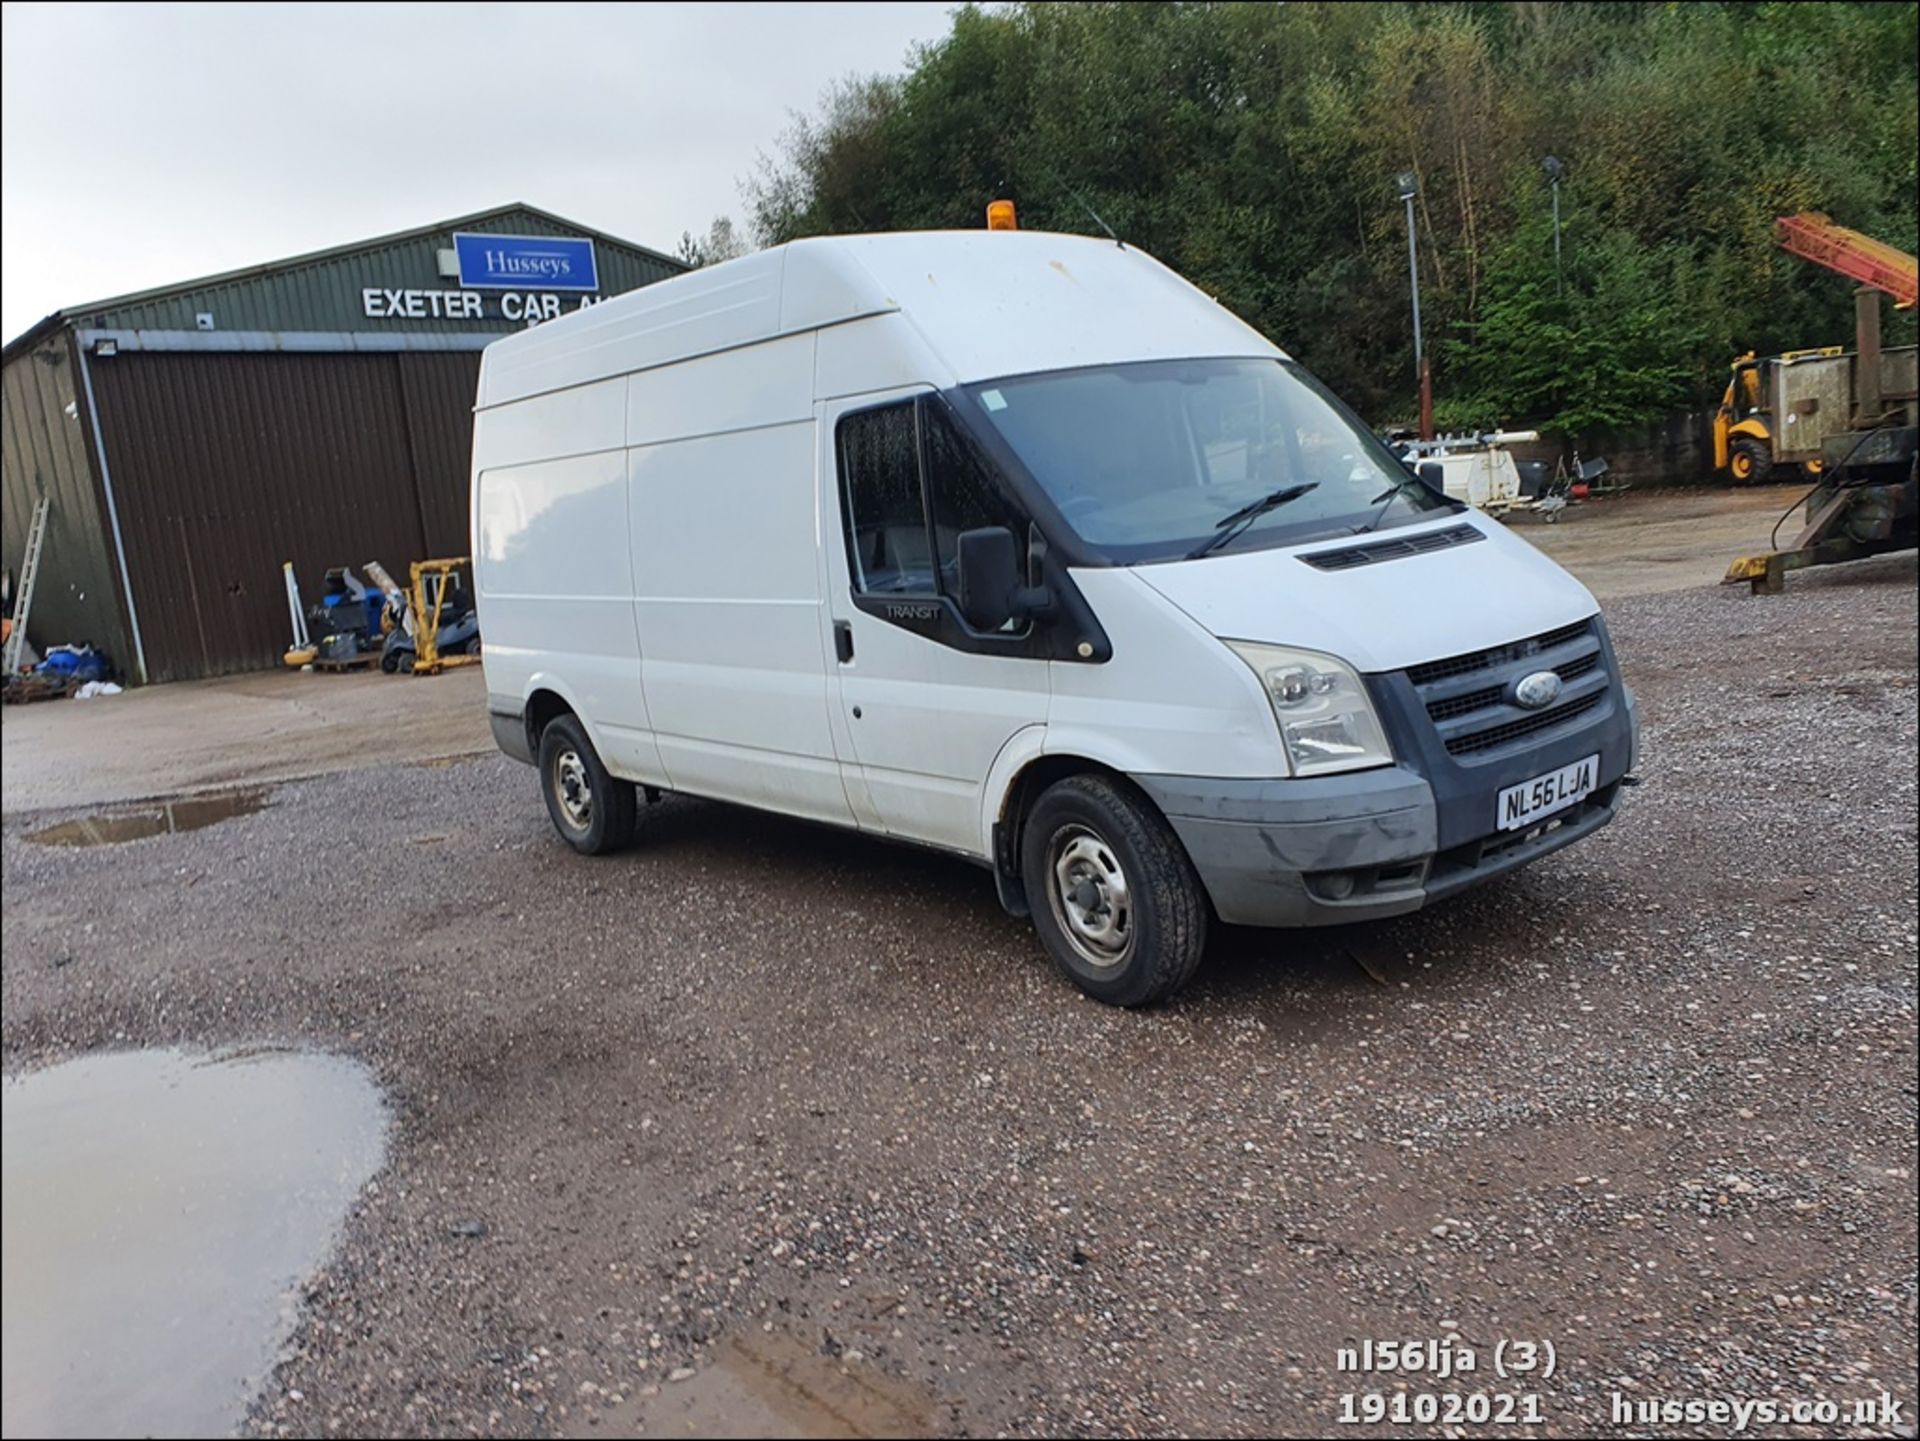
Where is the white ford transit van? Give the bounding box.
[471,230,1637,1006]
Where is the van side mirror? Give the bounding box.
[956,527,1048,631]
[1417,460,1446,494]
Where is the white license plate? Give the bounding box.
[1497,753,1599,832]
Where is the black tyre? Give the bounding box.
[380,645,404,675]
[1729,437,1773,485]
[1020,773,1208,1007]
[537,713,636,855]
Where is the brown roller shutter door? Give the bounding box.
[86,350,481,682]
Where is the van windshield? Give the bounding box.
[961,357,1451,563]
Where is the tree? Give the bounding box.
[675,216,750,269]
[1445,198,1699,436]
[742,1,1918,434]
[745,74,903,242]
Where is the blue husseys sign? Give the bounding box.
[452,232,599,291]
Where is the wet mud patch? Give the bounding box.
[576,1326,940,1438]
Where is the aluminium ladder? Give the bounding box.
[2,496,50,677]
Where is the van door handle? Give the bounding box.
[834,620,854,664]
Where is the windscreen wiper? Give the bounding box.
[1358,472,1429,534]
[1186,482,1319,560]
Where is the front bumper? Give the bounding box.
[1138,684,1637,928]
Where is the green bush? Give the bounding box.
[1444,198,1701,436]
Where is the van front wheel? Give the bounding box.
[1021,774,1208,1006]
[538,714,636,855]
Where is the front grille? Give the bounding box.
[1558,651,1600,683]
[1298,523,1484,572]
[1403,618,1612,759]
[1428,683,1505,722]
[1444,689,1605,755]
[1423,649,1603,723]
[1407,619,1592,686]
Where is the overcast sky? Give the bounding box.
[0,1,955,340]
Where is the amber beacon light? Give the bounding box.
[986,199,1018,231]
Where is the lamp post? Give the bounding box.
[1396,171,1433,440]
[1542,155,1564,295]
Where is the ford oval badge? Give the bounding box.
[1513,670,1563,710]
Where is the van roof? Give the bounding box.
[475,230,1284,408]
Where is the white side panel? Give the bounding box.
[813,314,956,402]
[1047,569,1283,780]
[474,447,661,782]
[477,252,788,408]
[778,246,899,334]
[629,421,854,825]
[479,230,1285,411]
[626,334,814,447]
[471,377,625,470]
[832,619,1048,853]
[978,724,1049,859]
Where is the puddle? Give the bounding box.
[25,789,267,847]
[581,1328,937,1439]
[1,1048,387,1439]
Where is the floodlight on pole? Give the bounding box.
[1542,155,1565,293]
[1394,172,1432,439]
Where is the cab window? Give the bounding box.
[925,402,1025,592]
[837,402,930,595]
[838,399,1024,599]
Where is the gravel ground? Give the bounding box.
[3,554,1916,1439]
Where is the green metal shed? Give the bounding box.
[1,203,685,684]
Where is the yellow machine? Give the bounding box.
[1717,214,1919,489]
[1713,347,1843,483]
[406,558,482,676]
[1723,215,1918,592]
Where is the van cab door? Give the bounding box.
[818,391,1050,855]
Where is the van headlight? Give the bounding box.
[1224,641,1394,777]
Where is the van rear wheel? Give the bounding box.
[538,714,636,855]
[1021,774,1208,1007]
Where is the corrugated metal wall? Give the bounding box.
[86,350,481,682]
[77,211,682,335]
[1,333,132,672]
[396,353,483,554]
[8,206,682,684]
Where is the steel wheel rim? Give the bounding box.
[553,748,592,829]
[1047,824,1133,968]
